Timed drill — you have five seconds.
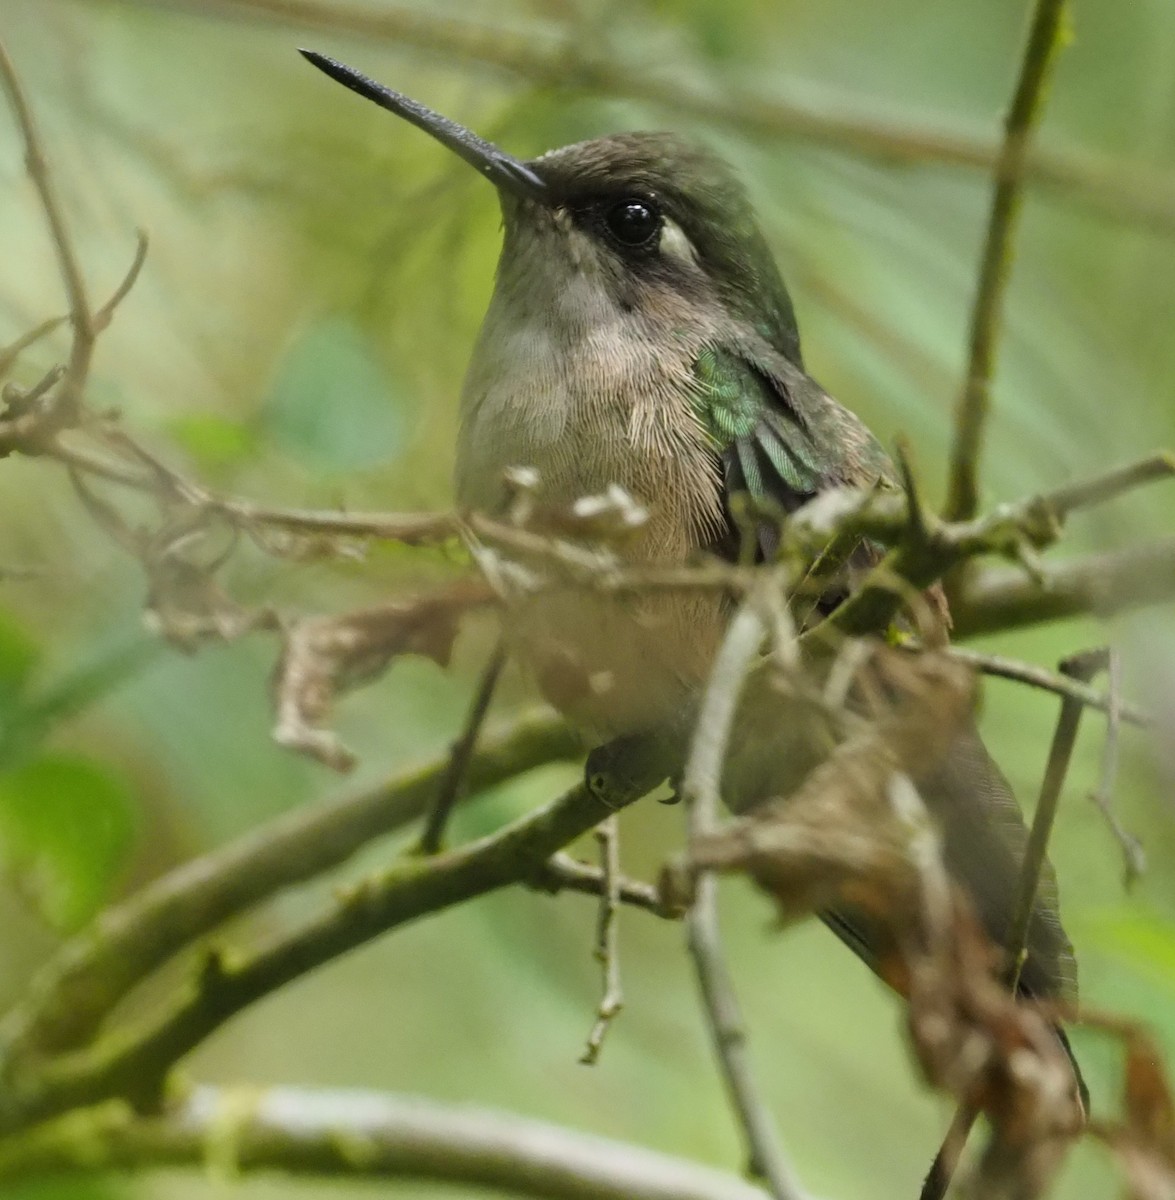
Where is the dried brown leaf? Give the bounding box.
[689,647,974,921]
[1088,1020,1175,1200]
[685,645,1084,1198]
[145,556,275,649]
[271,579,492,771]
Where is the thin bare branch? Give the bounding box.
[46,436,461,546]
[944,0,1069,522]
[941,646,1151,728]
[681,588,805,1200]
[1007,647,1105,991]
[1048,452,1175,518]
[531,853,676,917]
[580,815,624,1065]
[0,40,94,418]
[93,230,149,332]
[0,317,65,381]
[420,637,508,853]
[922,645,1101,1200]
[1087,649,1146,887]
[920,1102,979,1200]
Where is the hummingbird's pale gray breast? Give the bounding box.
[457,194,730,736]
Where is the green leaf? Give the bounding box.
[0,608,40,711]
[261,315,404,471]
[7,1178,124,1200]
[168,412,258,472]
[1077,907,1175,996]
[0,754,138,931]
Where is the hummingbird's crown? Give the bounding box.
[528,133,802,364]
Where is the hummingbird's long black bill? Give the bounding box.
[299,49,548,203]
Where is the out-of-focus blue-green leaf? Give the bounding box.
[0,754,138,931]
[0,640,159,770]
[260,315,404,471]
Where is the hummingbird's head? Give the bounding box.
[301,51,803,365]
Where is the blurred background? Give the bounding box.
[2,1,1175,1197]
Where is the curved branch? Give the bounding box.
[949,537,1175,638]
[0,1085,772,1200]
[0,709,580,1066]
[1,776,643,1135]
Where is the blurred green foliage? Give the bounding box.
[1,1,1174,1197]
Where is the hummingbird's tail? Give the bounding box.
[821,719,1085,1199]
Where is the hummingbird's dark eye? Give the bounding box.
[604,198,661,248]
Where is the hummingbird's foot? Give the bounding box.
[659,774,683,805]
[584,731,676,811]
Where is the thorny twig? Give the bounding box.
[944,0,1069,522]
[419,637,509,854]
[580,815,624,1065]
[1088,648,1146,887]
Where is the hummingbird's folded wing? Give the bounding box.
[691,342,893,567]
[690,339,1082,1063]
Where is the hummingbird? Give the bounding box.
[300,50,1083,1108]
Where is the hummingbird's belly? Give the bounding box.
[457,389,727,736]
[515,584,724,738]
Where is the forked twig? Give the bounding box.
[580,815,624,1065]
[535,852,676,916]
[0,40,94,420]
[1087,648,1145,886]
